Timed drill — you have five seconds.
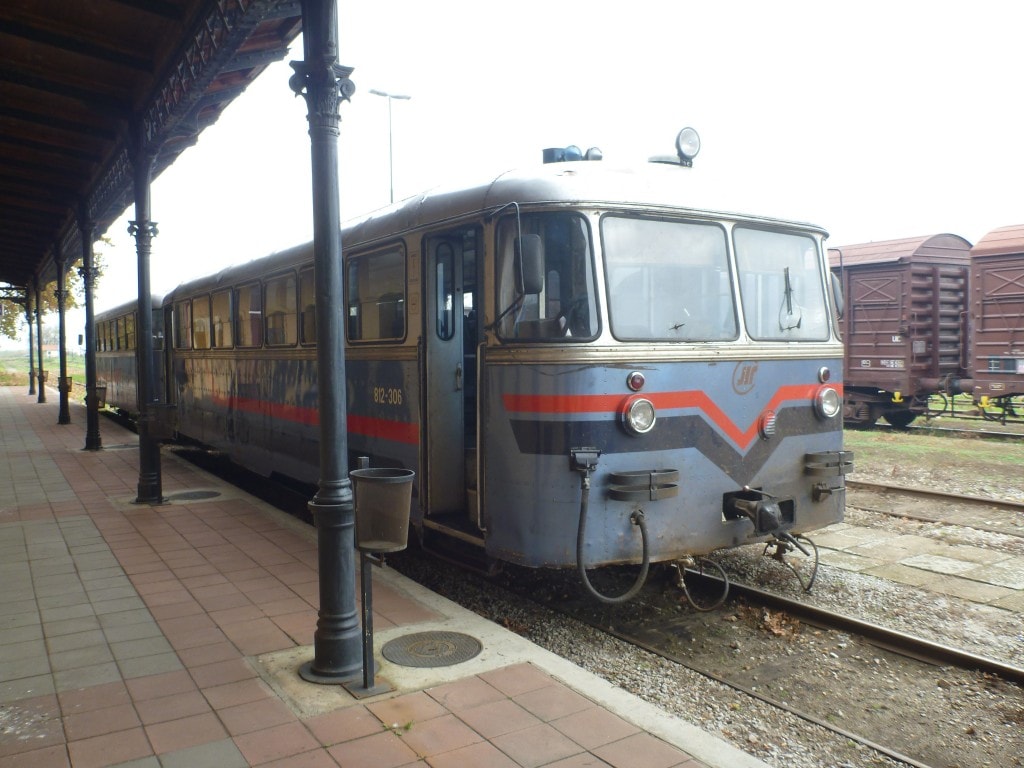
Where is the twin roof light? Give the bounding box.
[542,128,700,167]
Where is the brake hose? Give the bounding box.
[575,468,651,604]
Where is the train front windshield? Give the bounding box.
[605,217,830,343]
[496,211,831,343]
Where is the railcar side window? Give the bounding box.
[436,242,455,340]
[211,290,233,348]
[347,246,406,342]
[603,216,735,342]
[192,295,212,350]
[124,313,136,350]
[265,273,297,346]
[173,300,191,350]
[299,266,316,345]
[495,212,598,341]
[235,282,263,348]
[734,227,829,341]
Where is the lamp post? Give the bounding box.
[368,89,410,204]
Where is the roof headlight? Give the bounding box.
[675,127,701,164]
[622,396,656,435]
[814,386,842,420]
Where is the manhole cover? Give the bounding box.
[165,490,222,501]
[381,631,481,668]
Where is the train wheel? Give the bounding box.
[883,409,917,428]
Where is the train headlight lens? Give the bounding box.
[814,386,842,419]
[622,396,656,435]
[676,127,701,160]
[759,410,777,439]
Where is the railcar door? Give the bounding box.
[423,227,479,517]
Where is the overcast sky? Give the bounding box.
[73,0,1024,318]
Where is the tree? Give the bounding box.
[0,237,109,340]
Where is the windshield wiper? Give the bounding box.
[779,267,802,330]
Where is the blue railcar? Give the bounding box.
[115,135,853,600]
[94,297,164,417]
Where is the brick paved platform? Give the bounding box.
[0,387,764,768]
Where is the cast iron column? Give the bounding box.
[79,211,102,450]
[35,278,45,404]
[26,295,35,396]
[55,255,71,425]
[291,0,361,684]
[129,136,163,503]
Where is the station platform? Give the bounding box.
[0,386,766,768]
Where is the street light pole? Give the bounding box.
[368,89,410,203]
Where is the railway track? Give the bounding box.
[869,421,1024,441]
[846,478,1024,539]
[511,559,1024,768]
[582,571,1024,768]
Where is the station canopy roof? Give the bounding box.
[0,0,302,290]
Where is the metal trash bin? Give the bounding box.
[59,376,72,394]
[350,468,414,553]
[93,385,107,408]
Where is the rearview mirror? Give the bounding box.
[515,235,544,295]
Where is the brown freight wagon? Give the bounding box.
[969,223,1024,415]
[828,234,972,426]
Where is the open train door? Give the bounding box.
[423,226,480,518]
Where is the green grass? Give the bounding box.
[844,426,1024,474]
[0,350,86,388]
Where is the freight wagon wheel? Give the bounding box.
[882,409,916,428]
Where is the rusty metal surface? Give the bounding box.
[828,235,973,425]
[828,233,972,268]
[970,223,1024,258]
[969,224,1024,397]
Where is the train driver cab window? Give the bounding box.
[211,290,233,348]
[495,212,598,341]
[734,227,829,341]
[347,245,406,341]
[299,266,316,345]
[265,273,297,346]
[603,216,735,341]
[173,300,192,350]
[235,282,263,348]
[192,295,211,350]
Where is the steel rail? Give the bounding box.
[847,478,1024,514]
[587,570,1024,768]
[845,478,1024,539]
[595,612,939,768]
[684,572,1024,685]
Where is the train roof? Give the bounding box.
[827,233,972,268]
[162,243,313,304]
[95,295,163,321]
[970,223,1024,258]
[342,160,828,249]
[164,159,830,301]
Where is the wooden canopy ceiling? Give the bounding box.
[0,0,302,290]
